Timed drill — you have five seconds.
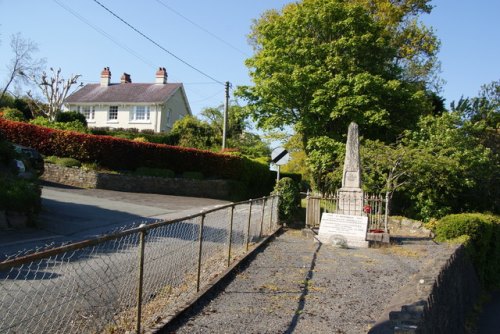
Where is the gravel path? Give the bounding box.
[163,229,452,334]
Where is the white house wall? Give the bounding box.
[161,89,191,132]
[66,104,161,132]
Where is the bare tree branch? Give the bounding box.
[30,68,81,120]
[0,33,46,101]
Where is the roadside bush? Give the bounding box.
[135,167,175,178]
[0,175,42,218]
[30,116,88,133]
[435,213,500,288]
[57,157,82,168]
[0,140,16,164]
[0,118,282,199]
[272,177,300,223]
[56,111,87,127]
[45,155,82,168]
[0,107,25,122]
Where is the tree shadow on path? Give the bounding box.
[285,241,322,334]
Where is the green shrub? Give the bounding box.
[1,107,25,122]
[57,157,82,168]
[435,213,500,288]
[44,155,59,164]
[30,116,88,133]
[135,167,175,178]
[55,111,87,127]
[0,140,16,164]
[0,176,41,215]
[182,171,204,180]
[272,177,300,223]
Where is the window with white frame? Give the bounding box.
[79,106,95,121]
[108,106,118,120]
[131,106,150,121]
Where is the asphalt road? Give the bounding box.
[0,183,230,255]
[0,183,271,333]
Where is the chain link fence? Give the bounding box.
[0,195,280,333]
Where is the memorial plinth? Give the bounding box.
[317,213,369,248]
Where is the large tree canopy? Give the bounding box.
[237,0,437,146]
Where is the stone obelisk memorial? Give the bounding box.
[317,122,369,248]
[337,122,364,215]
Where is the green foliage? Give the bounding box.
[200,103,249,140]
[30,116,88,133]
[134,167,175,178]
[272,177,300,222]
[0,139,16,164]
[434,213,500,288]
[0,176,41,214]
[56,157,82,168]
[401,112,496,220]
[170,115,217,150]
[182,171,204,180]
[45,155,81,168]
[237,0,433,147]
[227,132,270,159]
[306,136,344,194]
[0,107,25,122]
[90,127,177,145]
[56,111,87,127]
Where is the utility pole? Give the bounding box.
[222,81,230,150]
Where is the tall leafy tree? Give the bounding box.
[237,0,434,148]
[352,0,440,85]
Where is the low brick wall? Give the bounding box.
[371,243,480,333]
[41,163,235,200]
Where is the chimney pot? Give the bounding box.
[100,67,111,87]
[155,67,168,84]
[120,72,132,84]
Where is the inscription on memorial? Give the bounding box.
[318,213,369,248]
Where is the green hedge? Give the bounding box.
[435,213,500,288]
[0,118,287,199]
[272,177,300,222]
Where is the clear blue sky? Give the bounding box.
[0,0,499,117]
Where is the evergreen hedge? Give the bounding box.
[435,213,500,288]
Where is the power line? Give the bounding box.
[154,0,249,57]
[53,0,156,69]
[91,0,225,86]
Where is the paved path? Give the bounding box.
[0,183,230,255]
[164,229,451,334]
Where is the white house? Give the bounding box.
[64,67,192,132]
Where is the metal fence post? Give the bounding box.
[246,200,253,252]
[259,197,266,238]
[227,205,235,267]
[136,226,147,334]
[269,196,274,232]
[196,213,206,292]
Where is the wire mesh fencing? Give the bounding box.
[0,195,280,334]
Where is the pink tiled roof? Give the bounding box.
[65,83,183,104]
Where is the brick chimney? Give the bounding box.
[155,67,168,84]
[100,67,111,87]
[120,73,132,84]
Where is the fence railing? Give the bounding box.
[306,192,387,231]
[0,195,280,334]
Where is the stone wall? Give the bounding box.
[41,163,235,200]
[371,243,480,333]
[41,163,98,188]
